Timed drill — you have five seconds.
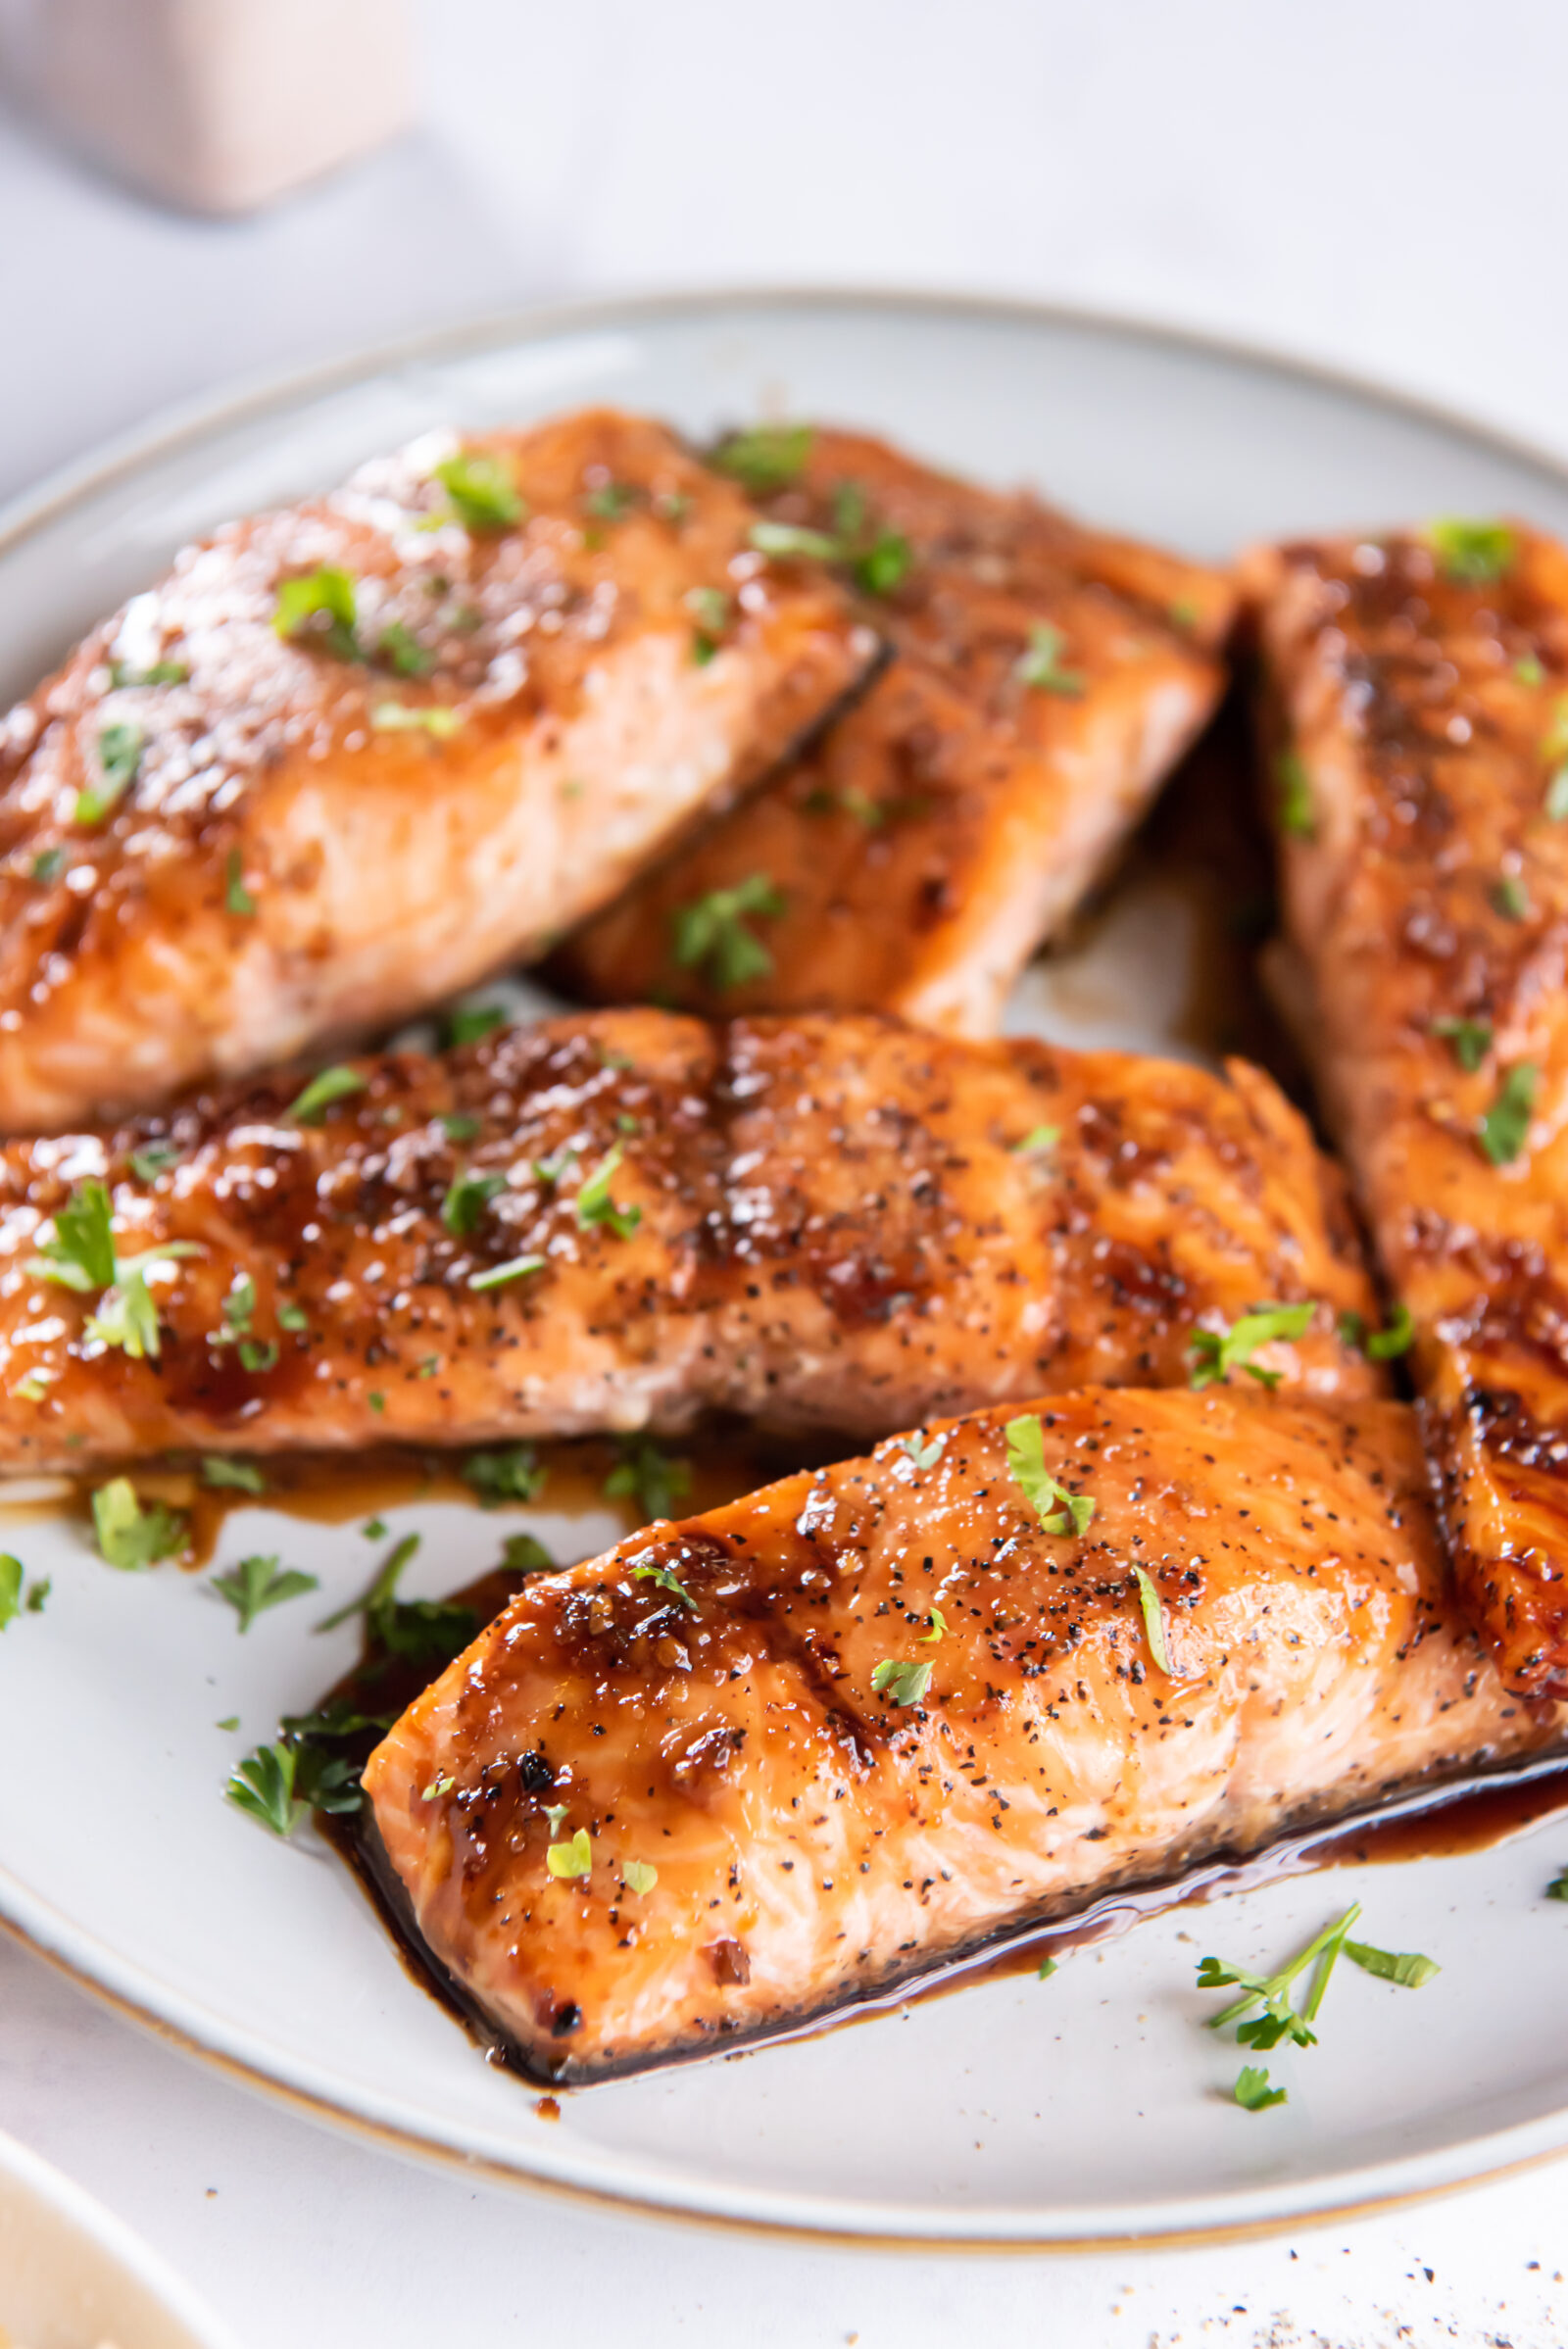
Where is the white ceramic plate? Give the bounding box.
[0,2125,240,2349]
[4,292,1568,2247]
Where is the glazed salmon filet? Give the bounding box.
[0,1011,1381,1467]
[0,408,876,1131]
[556,428,1235,1037]
[1250,524,1568,1691]
[363,1387,1558,2083]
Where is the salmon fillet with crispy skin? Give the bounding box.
[553,427,1235,1037]
[0,409,876,1133]
[1250,521,1568,1694]
[0,1009,1379,1467]
[362,1385,1557,2085]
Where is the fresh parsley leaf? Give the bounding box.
[623,1859,659,1894]
[1431,1014,1493,1071]
[899,1431,946,1470]
[24,1579,48,1614]
[461,1445,547,1507]
[710,424,814,492]
[1188,1301,1315,1391]
[422,1770,456,1800]
[219,1271,255,1336]
[29,1179,116,1292]
[1493,873,1531,921]
[77,720,142,823]
[630,1556,698,1610]
[547,1827,592,1879]
[432,450,524,531]
[1427,517,1515,584]
[684,585,730,635]
[1004,1415,1096,1539]
[291,1740,368,1815]
[748,520,841,563]
[285,1065,367,1123]
[1546,1867,1568,1901]
[12,1370,53,1403]
[1131,1564,1172,1674]
[109,656,188,688]
[369,701,462,738]
[919,1606,948,1643]
[376,620,434,676]
[216,1715,239,1732]
[672,873,786,991]
[1545,765,1568,822]
[1014,1124,1060,1155]
[273,565,359,661]
[129,1141,180,1182]
[870,1657,933,1706]
[317,1532,478,1667]
[445,1003,508,1048]
[91,1477,187,1570]
[224,849,256,915]
[441,1167,506,1235]
[213,1553,318,1633]
[1480,1062,1539,1165]
[466,1253,546,1291]
[1276,750,1315,839]
[1364,1302,1414,1360]
[574,1142,641,1240]
[1199,1903,1363,2051]
[30,848,64,883]
[1233,2066,1287,2112]
[854,531,913,597]
[503,1531,555,1576]
[584,479,639,520]
[0,1555,22,1630]
[1341,1937,1440,1989]
[226,1740,310,1837]
[440,1112,482,1143]
[606,1439,692,1523]
[201,1456,267,1493]
[276,1300,309,1332]
[1014,622,1084,695]
[1037,1956,1058,1981]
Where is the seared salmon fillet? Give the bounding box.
[1250,522,1568,1692]
[0,1008,1379,1467]
[362,1386,1557,2084]
[0,409,875,1132]
[554,427,1235,1037]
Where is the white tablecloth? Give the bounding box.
[2,4,1567,2339]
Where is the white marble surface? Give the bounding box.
[3,3,1568,2339]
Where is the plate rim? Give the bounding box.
[6,280,1568,2246]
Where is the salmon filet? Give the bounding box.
[362,1386,1557,2084]
[1250,522,1568,1692]
[0,1009,1380,1466]
[0,409,875,1132]
[554,427,1234,1037]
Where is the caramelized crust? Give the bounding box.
[0,1010,1379,1465]
[0,409,874,1131]
[363,1387,1556,2084]
[1250,523,1568,1691]
[555,428,1234,1036]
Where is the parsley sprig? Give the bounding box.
[574,1143,641,1241]
[1004,1415,1095,1538]
[213,1553,318,1634]
[26,1179,198,1361]
[607,1438,692,1522]
[1188,1301,1314,1392]
[91,1477,187,1570]
[1014,623,1084,696]
[672,874,787,991]
[1200,1903,1438,2065]
[431,450,525,531]
[871,1657,933,1706]
[317,1532,479,1668]
[710,424,814,492]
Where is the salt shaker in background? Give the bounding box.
[0,0,416,214]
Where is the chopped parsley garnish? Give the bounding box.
[1199,1900,1437,2064]
[441,1167,506,1235]
[1431,1014,1493,1071]
[1493,873,1530,921]
[440,1111,482,1143]
[276,1300,309,1332]
[226,1740,309,1837]
[240,1339,279,1372]
[1365,1302,1414,1360]
[1480,1062,1539,1165]
[1037,1956,1058,1982]
[899,1430,946,1470]
[1131,1565,1171,1675]
[1427,517,1515,584]
[532,1146,576,1187]
[672,873,786,991]
[109,657,189,688]
[77,720,143,823]
[748,520,841,563]
[574,1142,641,1240]
[201,1455,267,1493]
[1014,622,1085,695]
[870,1657,933,1706]
[284,1065,367,1124]
[1004,1415,1096,1538]
[423,1772,456,1800]
[446,1003,508,1047]
[607,1438,692,1522]
[466,1254,546,1291]
[547,1827,592,1879]
[1517,652,1546,686]
[30,848,64,883]
[1188,1301,1315,1392]
[854,532,913,598]
[503,1531,555,1576]
[432,450,525,531]
[213,1553,318,1633]
[1233,2066,1287,2113]
[710,423,814,493]
[1014,1124,1060,1155]
[224,849,256,915]
[26,1177,198,1359]
[1546,765,1568,822]
[1276,750,1315,839]
[461,1445,547,1507]
[1546,1866,1568,1901]
[91,1477,187,1571]
[0,1555,45,1630]
[919,1606,948,1643]
[584,479,639,520]
[685,585,731,635]
[370,701,462,738]
[376,620,435,676]
[316,1532,479,1667]
[273,565,360,661]
[623,1860,658,1894]
[1341,1936,1441,1988]
[216,1716,239,1733]
[128,1141,180,1182]
[631,1558,698,1610]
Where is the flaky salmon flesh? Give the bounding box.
[1250,522,1568,1694]
[555,427,1235,1037]
[363,1385,1560,2084]
[0,1009,1382,1467]
[0,409,875,1132]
